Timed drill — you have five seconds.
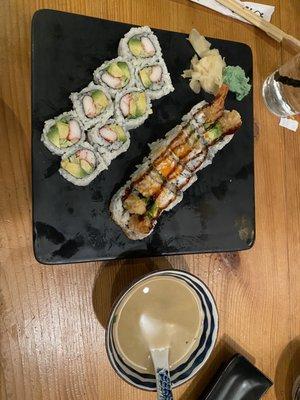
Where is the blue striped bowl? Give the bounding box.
[105,269,218,391]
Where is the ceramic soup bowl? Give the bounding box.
[106,269,218,391]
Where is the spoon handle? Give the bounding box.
[150,348,173,400]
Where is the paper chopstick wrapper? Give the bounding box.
[191,0,275,24]
[279,117,299,132]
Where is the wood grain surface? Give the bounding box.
[1,0,300,399]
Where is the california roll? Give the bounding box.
[41,111,85,156]
[70,82,114,130]
[115,88,152,130]
[87,120,130,164]
[118,26,162,63]
[135,58,174,100]
[93,57,134,97]
[59,142,107,186]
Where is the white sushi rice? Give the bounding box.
[128,158,151,181]
[118,26,162,63]
[59,142,108,186]
[199,134,234,171]
[41,110,85,156]
[181,100,208,124]
[134,57,174,100]
[184,152,208,174]
[93,57,135,98]
[114,87,152,130]
[70,82,114,130]
[110,188,129,224]
[168,169,198,192]
[163,190,184,212]
[96,135,131,165]
[95,139,131,166]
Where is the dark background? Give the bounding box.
[32,9,254,264]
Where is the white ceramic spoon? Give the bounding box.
[150,347,173,400]
[140,315,174,400]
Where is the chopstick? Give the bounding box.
[215,0,300,50]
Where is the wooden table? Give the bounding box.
[1,0,299,399]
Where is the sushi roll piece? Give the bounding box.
[87,119,130,165]
[181,85,229,130]
[181,100,208,125]
[148,120,201,163]
[93,57,135,97]
[133,168,164,198]
[41,111,85,156]
[110,177,182,240]
[182,110,241,174]
[129,158,152,181]
[198,110,242,171]
[147,124,185,160]
[115,87,152,130]
[167,164,197,192]
[59,142,107,186]
[151,149,179,179]
[123,189,148,216]
[126,214,156,239]
[70,82,114,130]
[110,189,157,240]
[173,134,207,173]
[112,162,182,239]
[146,185,182,219]
[135,58,174,100]
[202,110,241,145]
[182,151,208,174]
[110,175,157,240]
[110,181,183,240]
[118,26,162,63]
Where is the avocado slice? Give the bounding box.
[107,62,123,78]
[129,97,138,118]
[204,123,222,144]
[61,160,87,178]
[139,68,152,88]
[117,62,130,80]
[56,120,69,140]
[110,124,127,142]
[187,131,199,147]
[91,90,108,109]
[47,125,60,148]
[59,139,73,148]
[147,202,159,218]
[128,37,143,56]
[69,154,78,164]
[80,159,94,174]
[135,93,147,117]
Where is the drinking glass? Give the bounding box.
[262,53,300,117]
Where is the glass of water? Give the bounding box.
[262,53,300,117]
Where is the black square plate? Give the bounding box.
[32,9,255,264]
